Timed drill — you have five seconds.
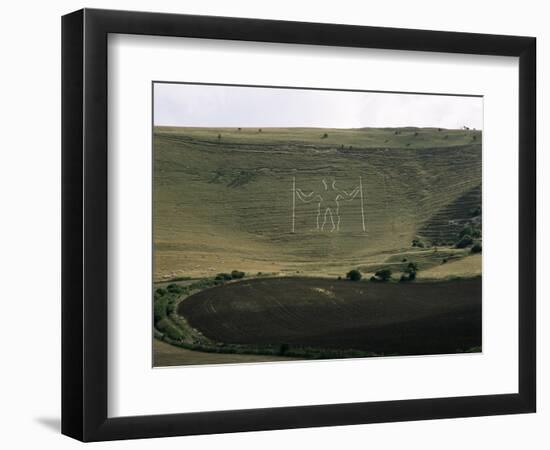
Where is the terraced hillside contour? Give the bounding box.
[418,185,481,244]
[153,127,481,280]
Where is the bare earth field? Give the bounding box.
[177,277,481,359]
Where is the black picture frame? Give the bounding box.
[62,8,536,442]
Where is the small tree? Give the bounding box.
[412,239,424,248]
[166,283,183,294]
[471,243,482,254]
[374,269,392,282]
[401,262,418,281]
[346,269,362,281]
[321,133,328,139]
[470,206,481,217]
[459,226,473,238]
[231,270,245,279]
[455,235,473,249]
[215,273,232,281]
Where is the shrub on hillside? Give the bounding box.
[153,298,169,323]
[400,262,418,282]
[459,225,481,239]
[373,269,392,282]
[166,283,184,294]
[459,226,472,238]
[346,269,362,281]
[411,239,425,248]
[471,243,482,254]
[215,273,232,281]
[470,206,481,217]
[455,235,473,249]
[231,270,245,279]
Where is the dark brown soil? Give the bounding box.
[177,277,481,357]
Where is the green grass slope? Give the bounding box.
[153,126,481,280]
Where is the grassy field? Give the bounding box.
[154,126,481,280]
[153,339,296,366]
[153,126,482,366]
[418,254,482,279]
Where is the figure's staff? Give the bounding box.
[359,176,366,232]
[291,176,296,233]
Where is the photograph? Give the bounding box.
[152,82,483,367]
[0,0,542,446]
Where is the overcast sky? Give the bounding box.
[154,83,483,130]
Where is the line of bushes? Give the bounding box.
[345,262,422,284]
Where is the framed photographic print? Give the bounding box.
[62,8,536,442]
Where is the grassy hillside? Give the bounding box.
[153,126,481,280]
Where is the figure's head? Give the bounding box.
[321,177,337,191]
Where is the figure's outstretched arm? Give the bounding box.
[296,189,320,203]
[338,186,361,201]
